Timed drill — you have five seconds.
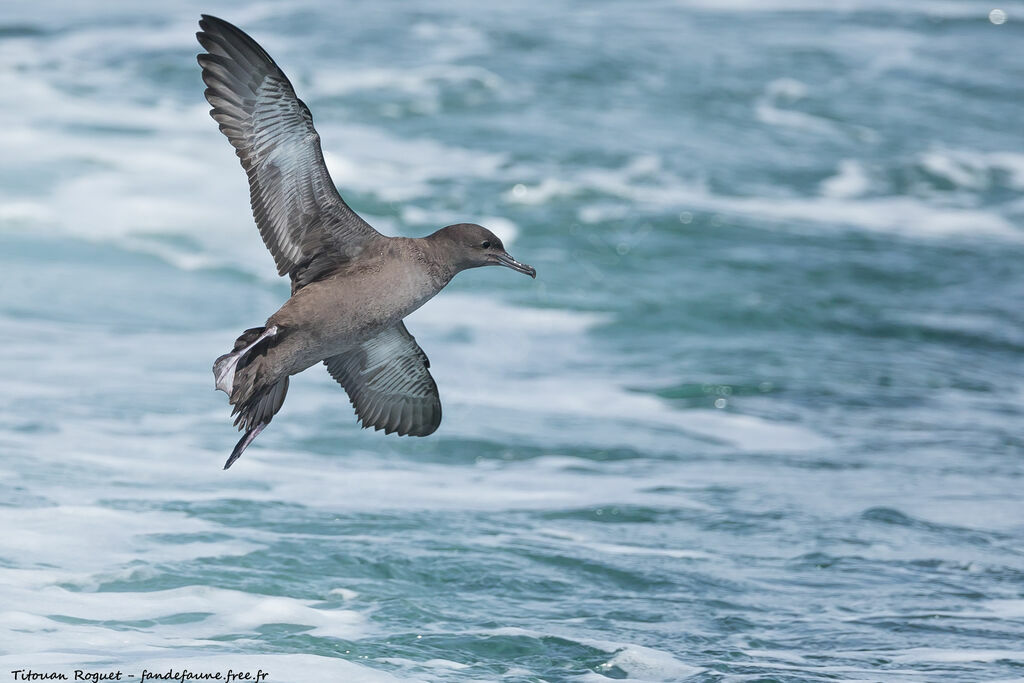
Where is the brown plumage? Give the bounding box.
[198,15,536,469]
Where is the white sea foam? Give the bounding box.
[421,659,471,670]
[311,64,502,99]
[475,628,702,681]
[504,177,578,205]
[505,157,1021,241]
[401,206,520,243]
[755,78,842,136]
[766,77,809,101]
[983,600,1024,619]
[893,648,1024,663]
[0,200,52,223]
[411,20,491,61]
[328,587,360,600]
[820,160,871,198]
[597,645,704,680]
[575,541,712,560]
[570,639,704,681]
[675,0,1024,18]
[755,102,840,135]
[405,293,830,454]
[0,505,261,573]
[721,194,1019,239]
[897,310,1024,346]
[443,374,830,453]
[488,525,715,561]
[0,493,366,661]
[1,585,362,639]
[919,148,1024,191]
[578,203,630,224]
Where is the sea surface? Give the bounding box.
[1,1,1023,681]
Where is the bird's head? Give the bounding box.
[432,223,536,278]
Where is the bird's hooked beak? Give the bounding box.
[492,250,537,278]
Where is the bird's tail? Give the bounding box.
[213,325,289,469]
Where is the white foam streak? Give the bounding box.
[405,294,830,454]
[893,648,1024,663]
[319,126,505,203]
[920,148,1024,191]
[755,104,840,135]
[509,157,1021,241]
[722,194,1020,240]
[311,64,502,98]
[675,0,1024,17]
[599,645,705,680]
[401,206,520,244]
[0,506,260,573]
[2,585,362,639]
[820,160,871,198]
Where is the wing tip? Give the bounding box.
[356,411,440,437]
[198,14,227,31]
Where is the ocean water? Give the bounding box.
[1,0,1023,680]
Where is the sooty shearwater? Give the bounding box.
[196,15,536,469]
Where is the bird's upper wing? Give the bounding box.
[196,14,383,289]
[324,322,442,436]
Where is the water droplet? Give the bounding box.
[678,211,693,224]
[714,398,727,409]
[759,381,773,392]
[615,243,630,255]
[512,183,527,197]
[990,8,1008,24]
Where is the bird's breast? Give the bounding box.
[292,260,439,340]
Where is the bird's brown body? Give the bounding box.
[197,15,535,468]
[259,236,454,384]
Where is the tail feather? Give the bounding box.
[232,376,289,431]
[222,376,288,469]
[213,325,289,469]
[225,423,267,470]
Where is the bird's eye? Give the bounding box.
[481,240,491,249]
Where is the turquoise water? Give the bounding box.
[2,1,1024,680]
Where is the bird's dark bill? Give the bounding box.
[493,252,537,278]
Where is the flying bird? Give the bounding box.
[196,15,536,469]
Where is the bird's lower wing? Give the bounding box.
[324,322,441,436]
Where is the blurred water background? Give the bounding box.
[1,1,1023,680]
